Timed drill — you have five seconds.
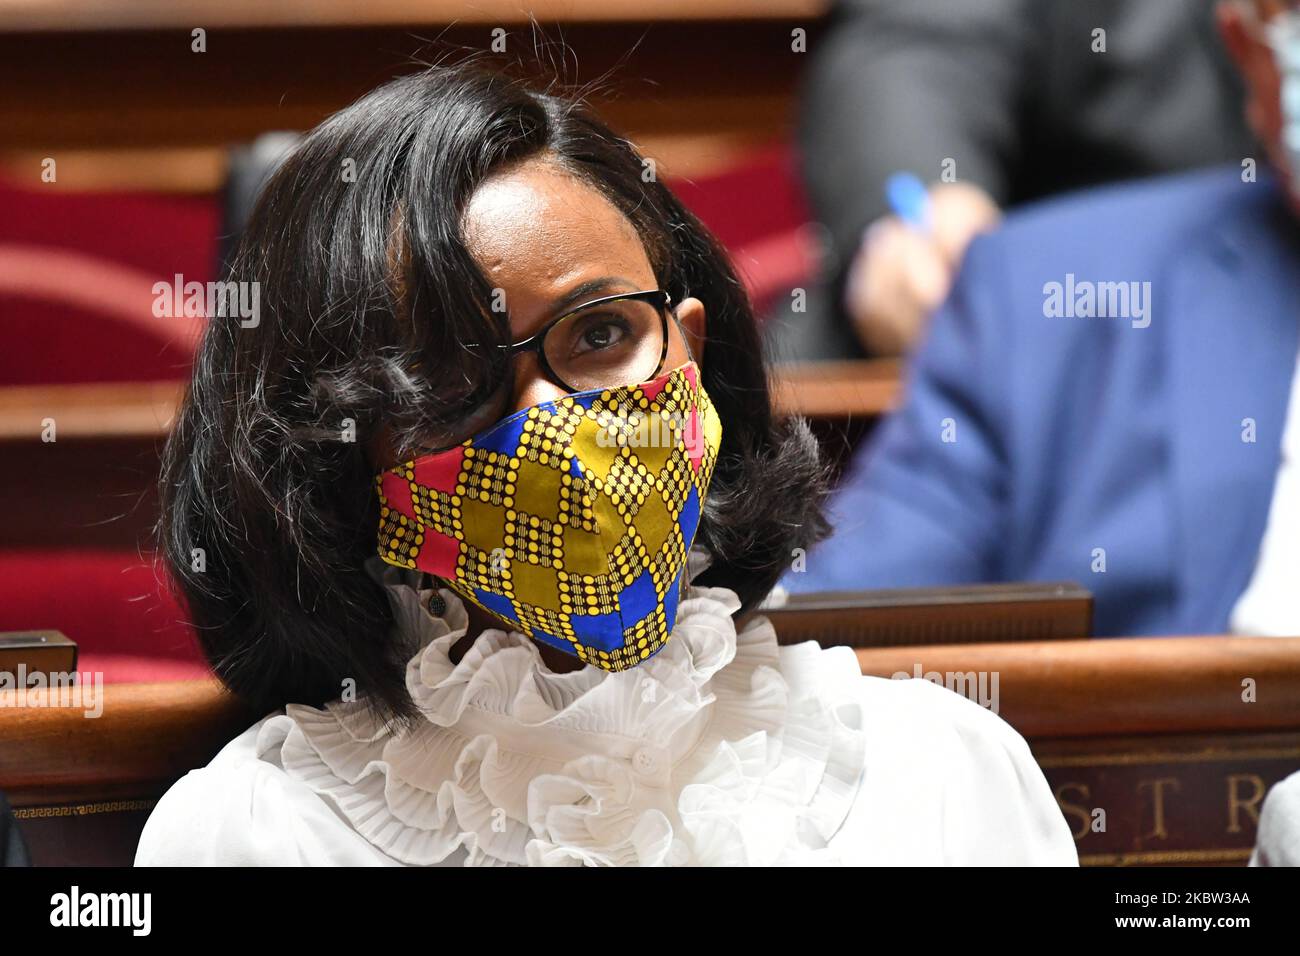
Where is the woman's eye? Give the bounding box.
[571,317,630,355]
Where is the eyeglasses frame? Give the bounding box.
[405,288,681,457]
[491,288,676,394]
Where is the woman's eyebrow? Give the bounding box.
[549,276,640,316]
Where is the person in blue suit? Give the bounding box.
[785,0,1300,638]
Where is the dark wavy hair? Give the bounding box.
[159,58,831,727]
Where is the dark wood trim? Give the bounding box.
[856,637,1300,739]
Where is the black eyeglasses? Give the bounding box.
[493,288,674,393]
[414,289,678,455]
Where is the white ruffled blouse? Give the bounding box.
[135,566,1078,866]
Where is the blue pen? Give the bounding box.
[884,171,932,232]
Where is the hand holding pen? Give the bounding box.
[843,174,1002,356]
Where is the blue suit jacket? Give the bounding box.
[785,167,1300,636]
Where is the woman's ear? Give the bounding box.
[674,296,707,366]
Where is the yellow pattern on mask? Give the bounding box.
[376,362,722,671]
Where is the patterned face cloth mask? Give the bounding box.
[376,361,722,671]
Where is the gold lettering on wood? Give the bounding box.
[1055,782,1093,841]
[1226,774,1265,834]
[1138,777,1181,840]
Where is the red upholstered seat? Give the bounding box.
[0,177,216,386]
[0,550,210,683]
[665,144,818,315]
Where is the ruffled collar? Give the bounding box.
[254,558,868,866]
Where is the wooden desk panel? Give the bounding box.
[772,359,901,419]
[0,679,253,809]
[0,381,181,441]
[1034,731,1299,867]
[857,638,1300,866]
[0,435,165,550]
[855,637,1300,739]
[0,18,818,190]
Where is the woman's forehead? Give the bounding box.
[461,159,654,327]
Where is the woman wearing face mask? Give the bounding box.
[135,61,1077,867]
